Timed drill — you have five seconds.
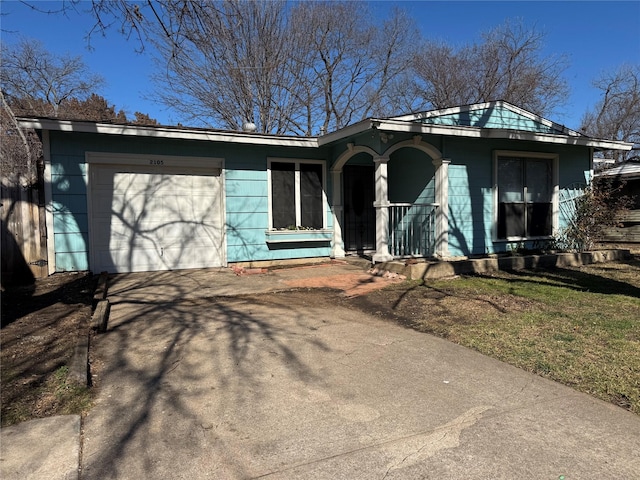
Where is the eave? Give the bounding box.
[17,117,320,148]
[318,118,633,151]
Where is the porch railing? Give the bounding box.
[388,203,439,258]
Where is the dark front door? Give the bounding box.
[343,165,375,252]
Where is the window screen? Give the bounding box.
[271,162,296,229]
[300,163,323,229]
[497,156,552,239]
[270,161,324,230]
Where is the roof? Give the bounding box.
[318,101,632,151]
[16,117,319,148]
[595,160,640,180]
[18,101,634,152]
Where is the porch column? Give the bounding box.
[330,169,345,258]
[373,156,393,263]
[433,157,451,258]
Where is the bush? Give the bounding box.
[558,177,631,251]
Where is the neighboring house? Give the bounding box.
[18,101,632,274]
[595,159,640,243]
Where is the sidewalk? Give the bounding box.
[0,415,80,480]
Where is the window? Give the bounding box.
[269,160,325,230]
[495,154,555,240]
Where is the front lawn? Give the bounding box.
[356,257,640,414]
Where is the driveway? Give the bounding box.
[82,266,640,479]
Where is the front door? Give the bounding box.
[343,165,375,252]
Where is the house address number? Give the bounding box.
[150,159,164,165]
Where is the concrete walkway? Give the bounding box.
[3,264,640,479]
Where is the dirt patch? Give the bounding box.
[281,269,405,297]
[1,272,96,427]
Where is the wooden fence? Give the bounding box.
[1,174,48,285]
[601,210,640,244]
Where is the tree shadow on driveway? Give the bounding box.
[83,276,333,479]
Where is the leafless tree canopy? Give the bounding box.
[0,38,158,179]
[19,2,576,134]
[1,38,105,117]
[143,1,416,135]
[150,0,301,134]
[411,20,570,117]
[581,64,640,162]
[288,3,416,134]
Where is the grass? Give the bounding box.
[49,366,93,415]
[0,366,93,427]
[375,258,640,414]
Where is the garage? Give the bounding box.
[88,153,225,273]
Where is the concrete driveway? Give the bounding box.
[82,266,640,479]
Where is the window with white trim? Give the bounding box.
[495,154,555,240]
[268,159,325,230]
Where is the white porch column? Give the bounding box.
[330,169,345,258]
[433,157,450,258]
[373,156,393,263]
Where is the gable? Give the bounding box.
[391,101,579,136]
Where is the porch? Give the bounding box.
[330,137,450,263]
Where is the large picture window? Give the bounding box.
[269,160,325,230]
[496,154,554,239]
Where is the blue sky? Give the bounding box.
[2,1,639,130]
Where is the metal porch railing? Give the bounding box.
[388,203,438,257]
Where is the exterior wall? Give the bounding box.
[442,137,591,257]
[47,126,593,271]
[388,147,435,204]
[226,153,333,263]
[48,131,332,272]
[419,104,563,134]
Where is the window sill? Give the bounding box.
[265,229,333,244]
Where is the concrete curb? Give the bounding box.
[69,273,110,387]
[380,249,631,280]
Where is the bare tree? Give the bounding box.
[149,0,303,134]
[1,38,104,117]
[72,0,416,135]
[581,64,640,162]
[1,38,158,181]
[289,2,416,134]
[0,91,40,181]
[411,20,569,117]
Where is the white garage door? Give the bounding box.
[89,161,224,273]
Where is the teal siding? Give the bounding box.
[54,212,88,233]
[445,136,494,257]
[55,251,89,271]
[226,179,268,197]
[443,138,591,256]
[420,105,564,134]
[52,196,87,214]
[46,122,592,271]
[388,147,436,204]
[48,130,332,271]
[51,174,87,195]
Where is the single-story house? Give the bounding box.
[18,101,632,274]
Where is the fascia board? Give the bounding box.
[17,118,319,148]
[316,118,375,146]
[373,119,633,151]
